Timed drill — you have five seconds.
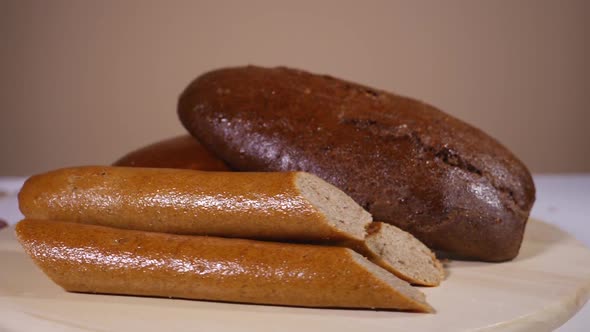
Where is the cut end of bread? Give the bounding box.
[295,172,372,241]
[366,222,444,287]
[348,250,433,313]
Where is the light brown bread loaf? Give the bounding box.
[113,135,229,171]
[15,219,433,312]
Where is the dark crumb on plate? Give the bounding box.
[0,219,7,229]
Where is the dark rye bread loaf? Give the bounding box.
[178,66,536,261]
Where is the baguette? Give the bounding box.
[19,166,371,243]
[113,135,229,171]
[15,219,432,312]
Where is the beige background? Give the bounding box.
[1,0,588,175]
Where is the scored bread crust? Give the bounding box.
[113,135,229,171]
[18,166,371,243]
[16,219,433,312]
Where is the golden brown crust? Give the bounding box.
[15,219,432,311]
[18,166,366,243]
[178,65,536,261]
[18,166,444,286]
[113,135,229,171]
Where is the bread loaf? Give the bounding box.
[178,65,536,261]
[19,166,371,243]
[16,219,432,311]
[113,135,229,171]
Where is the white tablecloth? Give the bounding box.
[1,174,589,331]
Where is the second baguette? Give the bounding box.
[16,219,432,312]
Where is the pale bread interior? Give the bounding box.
[366,222,444,286]
[348,250,432,312]
[295,172,372,241]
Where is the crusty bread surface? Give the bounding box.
[16,219,432,312]
[178,65,536,261]
[113,135,229,171]
[19,166,372,243]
